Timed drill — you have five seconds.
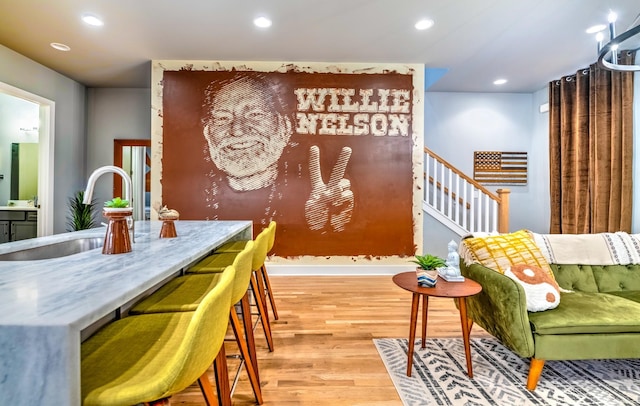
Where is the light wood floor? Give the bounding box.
[172,275,489,405]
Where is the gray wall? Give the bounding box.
[424,91,551,235]
[530,87,551,233]
[0,44,86,234]
[424,92,548,232]
[86,88,151,207]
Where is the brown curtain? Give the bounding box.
[549,53,635,234]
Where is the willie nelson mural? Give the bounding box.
[153,61,423,259]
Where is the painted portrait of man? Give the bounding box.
[159,66,416,258]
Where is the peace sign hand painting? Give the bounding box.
[305,145,354,232]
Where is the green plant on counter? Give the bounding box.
[104,197,129,208]
[411,254,446,270]
[67,191,97,231]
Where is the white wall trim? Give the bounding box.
[0,81,55,237]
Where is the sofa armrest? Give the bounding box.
[462,263,535,358]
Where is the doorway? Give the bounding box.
[114,139,151,221]
[0,82,54,237]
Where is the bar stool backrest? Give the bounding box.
[230,241,255,304]
[252,227,270,272]
[266,221,276,253]
[162,264,235,394]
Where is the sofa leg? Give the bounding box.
[527,358,545,390]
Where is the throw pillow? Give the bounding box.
[460,229,555,280]
[505,264,560,312]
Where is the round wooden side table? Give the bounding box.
[392,271,482,378]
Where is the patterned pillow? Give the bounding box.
[505,264,560,312]
[460,229,555,279]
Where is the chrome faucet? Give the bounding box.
[83,165,135,243]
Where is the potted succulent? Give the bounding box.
[104,197,130,210]
[412,254,446,287]
[102,197,132,226]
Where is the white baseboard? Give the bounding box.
[266,263,415,276]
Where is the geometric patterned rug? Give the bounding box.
[373,338,640,406]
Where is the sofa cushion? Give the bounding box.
[461,229,554,279]
[550,264,599,293]
[604,290,640,304]
[591,264,640,292]
[505,264,560,312]
[528,291,640,334]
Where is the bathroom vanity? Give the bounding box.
[0,220,251,405]
[0,206,37,242]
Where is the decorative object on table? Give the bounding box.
[438,240,465,282]
[102,197,132,254]
[66,190,97,231]
[411,253,445,287]
[373,337,640,406]
[155,204,179,238]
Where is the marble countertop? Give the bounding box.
[0,220,252,405]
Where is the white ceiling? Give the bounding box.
[1,0,639,92]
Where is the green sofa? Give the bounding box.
[460,260,640,390]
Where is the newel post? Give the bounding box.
[497,189,510,233]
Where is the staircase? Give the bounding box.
[424,147,510,237]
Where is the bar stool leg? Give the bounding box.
[251,273,274,351]
[240,292,260,381]
[259,264,279,320]
[229,310,264,404]
[211,345,232,406]
[255,269,269,316]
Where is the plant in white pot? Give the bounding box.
[412,254,446,287]
[104,197,130,211]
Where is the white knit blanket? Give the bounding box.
[531,231,640,265]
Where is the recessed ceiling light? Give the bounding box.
[50,42,71,51]
[415,19,434,30]
[586,24,606,34]
[82,14,104,26]
[253,16,272,28]
[493,79,507,85]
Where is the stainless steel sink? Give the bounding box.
[0,237,104,261]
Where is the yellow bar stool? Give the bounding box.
[219,221,280,321]
[215,222,277,322]
[81,264,235,406]
[257,221,278,320]
[190,226,274,352]
[215,222,278,320]
[129,242,263,404]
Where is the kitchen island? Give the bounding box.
[0,220,252,405]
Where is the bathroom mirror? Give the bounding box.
[10,142,39,201]
[114,139,151,221]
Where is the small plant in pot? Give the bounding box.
[67,191,97,231]
[104,197,130,211]
[412,254,446,287]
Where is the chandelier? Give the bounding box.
[596,11,640,71]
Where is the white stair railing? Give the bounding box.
[424,147,509,236]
